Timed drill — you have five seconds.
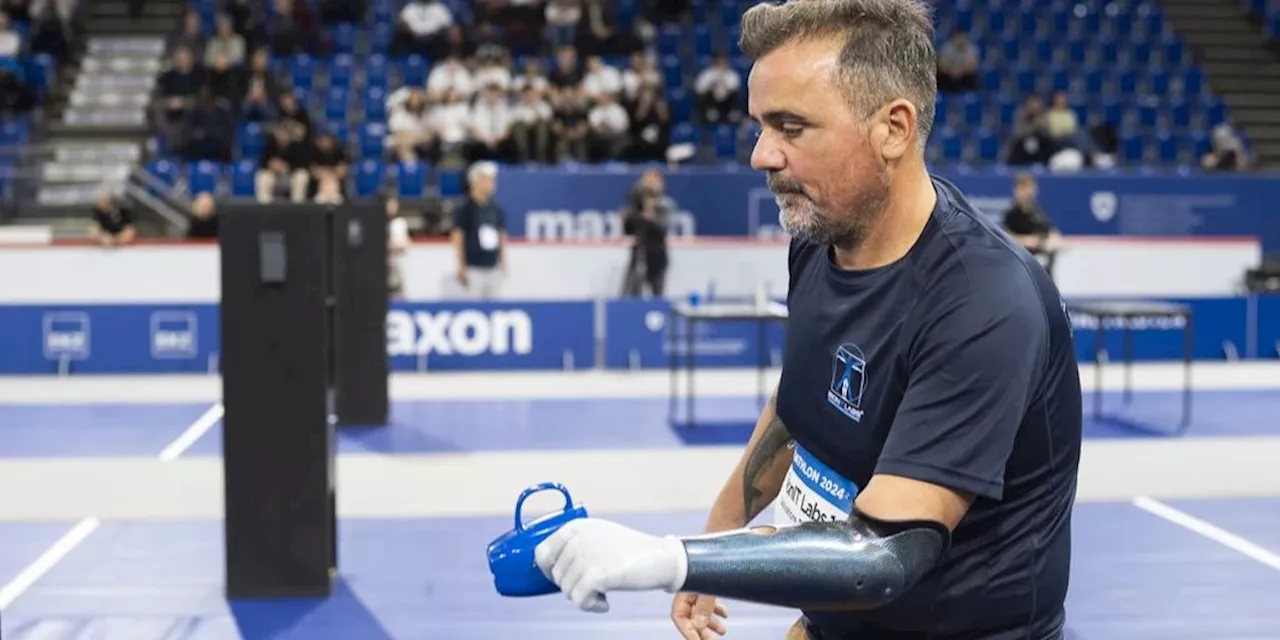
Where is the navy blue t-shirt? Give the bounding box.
[774,176,1082,639]
[451,198,506,269]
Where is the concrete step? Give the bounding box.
[1224,93,1280,108]
[36,183,117,207]
[67,91,151,109]
[80,57,163,74]
[89,3,183,18]
[40,161,133,184]
[87,38,165,56]
[48,142,142,164]
[1182,32,1269,47]
[1225,108,1280,125]
[76,74,155,91]
[1198,47,1278,62]
[88,18,176,33]
[61,108,147,127]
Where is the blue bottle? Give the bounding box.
[487,482,589,597]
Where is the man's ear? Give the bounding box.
[879,99,917,161]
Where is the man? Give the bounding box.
[1002,172,1062,255]
[451,161,507,299]
[621,169,673,297]
[90,191,136,246]
[532,2,1083,640]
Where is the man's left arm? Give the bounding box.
[536,284,1047,612]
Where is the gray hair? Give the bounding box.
[739,0,938,144]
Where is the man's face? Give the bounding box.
[1015,182,1036,204]
[747,37,891,249]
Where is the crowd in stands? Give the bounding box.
[0,0,74,118]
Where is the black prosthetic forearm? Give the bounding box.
[678,509,950,610]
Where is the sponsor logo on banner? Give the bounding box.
[386,309,533,356]
[42,312,90,360]
[150,311,198,359]
[775,443,858,526]
[525,209,696,240]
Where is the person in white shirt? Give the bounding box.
[509,85,554,163]
[544,0,582,51]
[472,53,514,94]
[426,55,474,102]
[621,52,664,104]
[0,12,21,58]
[386,88,434,163]
[587,91,630,162]
[386,196,411,298]
[582,55,623,102]
[468,84,514,162]
[512,58,550,99]
[694,53,742,125]
[392,0,453,58]
[428,87,473,165]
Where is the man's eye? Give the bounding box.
[781,126,804,138]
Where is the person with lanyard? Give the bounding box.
[450,161,507,300]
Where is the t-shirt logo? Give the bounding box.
[826,343,866,422]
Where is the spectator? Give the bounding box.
[545,0,581,51]
[468,83,514,162]
[187,192,219,238]
[204,51,241,107]
[171,11,206,62]
[0,11,20,57]
[91,192,136,247]
[3,1,32,22]
[392,0,453,58]
[387,196,409,298]
[513,57,550,99]
[386,87,433,163]
[426,54,474,101]
[577,0,622,57]
[621,51,662,104]
[510,85,553,163]
[181,87,234,162]
[547,45,583,97]
[205,13,246,67]
[27,1,71,64]
[224,0,265,48]
[937,30,979,92]
[643,0,689,25]
[308,131,349,200]
[1043,91,1097,164]
[627,85,669,162]
[582,54,622,101]
[240,48,279,121]
[451,161,507,300]
[255,123,309,202]
[552,83,590,162]
[693,53,742,125]
[1202,124,1249,172]
[0,65,36,113]
[274,89,311,141]
[1001,173,1061,257]
[427,87,473,166]
[1006,95,1053,166]
[438,23,475,60]
[472,49,513,93]
[319,0,365,25]
[267,0,319,55]
[153,47,203,153]
[621,169,672,297]
[588,91,630,162]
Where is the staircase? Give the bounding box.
[1160,0,1280,169]
[23,0,181,218]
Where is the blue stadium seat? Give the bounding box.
[188,161,222,195]
[322,121,349,145]
[671,121,698,146]
[940,128,964,162]
[395,161,427,197]
[1156,132,1180,164]
[976,129,1000,163]
[402,55,428,87]
[668,88,693,123]
[366,54,390,90]
[360,123,387,160]
[661,56,684,90]
[1181,67,1204,97]
[1147,68,1169,95]
[0,120,27,145]
[712,124,736,160]
[718,0,739,28]
[144,159,178,197]
[324,87,349,122]
[962,93,984,127]
[238,122,263,158]
[1170,99,1192,128]
[658,25,684,57]
[330,54,355,90]
[693,26,715,57]
[1014,65,1038,94]
[355,160,386,197]
[1120,132,1147,163]
[1162,39,1185,66]
[230,160,256,197]
[289,54,316,93]
[438,169,465,197]
[1203,97,1227,127]
[371,22,395,52]
[332,23,358,54]
[1137,100,1159,129]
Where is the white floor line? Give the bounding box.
[1132,496,1280,572]
[157,402,223,462]
[0,516,99,610]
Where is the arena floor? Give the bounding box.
[0,363,1279,639]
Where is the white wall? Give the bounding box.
[0,237,1260,303]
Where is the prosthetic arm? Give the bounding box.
[677,506,951,610]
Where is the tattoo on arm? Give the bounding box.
[742,407,794,522]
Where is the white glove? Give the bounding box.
[534,518,689,613]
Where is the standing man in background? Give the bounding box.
[451,161,507,299]
[621,168,673,297]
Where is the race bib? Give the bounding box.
[478,224,500,251]
[774,443,858,526]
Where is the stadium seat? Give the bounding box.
[330,53,355,90]
[438,169,465,197]
[712,124,736,160]
[360,123,387,160]
[364,86,388,122]
[188,161,223,195]
[355,159,386,197]
[395,161,427,197]
[238,122,263,158]
[230,160,256,197]
[402,55,429,87]
[976,129,1000,163]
